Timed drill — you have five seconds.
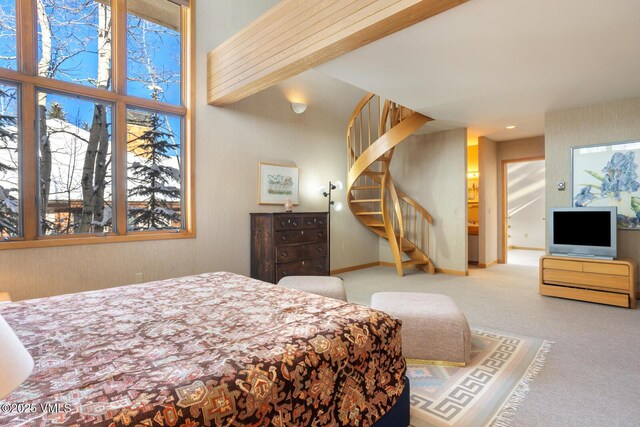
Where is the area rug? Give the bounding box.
[407,327,552,427]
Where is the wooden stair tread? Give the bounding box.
[403,259,430,266]
[351,185,382,190]
[361,171,384,176]
[350,199,382,203]
[356,211,383,216]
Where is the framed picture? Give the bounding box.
[467,177,480,204]
[572,140,640,229]
[258,162,299,205]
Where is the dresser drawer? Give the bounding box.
[275,243,326,263]
[274,217,302,231]
[302,215,326,229]
[542,258,583,272]
[582,262,629,276]
[543,269,630,291]
[276,229,325,245]
[276,258,327,282]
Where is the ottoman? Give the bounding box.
[277,276,347,302]
[370,292,471,366]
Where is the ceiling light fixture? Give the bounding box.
[291,102,307,114]
[506,125,516,129]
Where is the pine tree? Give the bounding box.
[127,100,181,231]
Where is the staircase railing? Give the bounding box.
[346,92,436,276]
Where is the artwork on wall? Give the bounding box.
[258,162,299,205]
[572,140,640,229]
[467,173,479,203]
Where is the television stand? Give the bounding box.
[539,255,637,309]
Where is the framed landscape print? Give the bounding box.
[572,140,640,229]
[258,162,299,205]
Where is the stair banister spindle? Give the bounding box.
[346,92,434,276]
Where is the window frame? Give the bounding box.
[0,0,195,249]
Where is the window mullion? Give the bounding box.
[112,0,127,96]
[115,102,127,235]
[20,83,37,240]
[16,0,37,76]
[112,0,127,235]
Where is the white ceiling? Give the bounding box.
[316,0,640,141]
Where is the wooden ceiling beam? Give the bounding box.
[207,0,468,106]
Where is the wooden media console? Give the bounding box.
[539,255,637,309]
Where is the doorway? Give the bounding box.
[502,157,545,266]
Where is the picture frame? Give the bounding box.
[571,140,640,230]
[467,175,479,203]
[258,162,299,205]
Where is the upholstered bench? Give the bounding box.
[370,292,471,366]
[277,276,347,302]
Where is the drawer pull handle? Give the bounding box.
[281,235,287,241]
[280,220,286,227]
[292,221,298,227]
[317,264,323,269]
[282,271,288,276]
[281,251,288,258]
[317,232,322,238]
[306,220,312,225]
[301,230,304,235]
[319,220,324,225]
[302,261,305,266]
[317,247,323,252]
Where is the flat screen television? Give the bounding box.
[548,207,617,259]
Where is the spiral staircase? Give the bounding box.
[347,93,436,276]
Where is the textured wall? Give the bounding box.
[479,137,498,265]
[0,0,379,301]
[545,97,640,259]
[379,129,468,273]
[496,136,545,261]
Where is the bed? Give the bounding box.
[0,272,407,426]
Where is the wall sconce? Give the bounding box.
[467,171,479,179]
[291,102,307,114]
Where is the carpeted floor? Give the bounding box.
[339,263,640,427]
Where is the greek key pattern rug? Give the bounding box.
[408,327,551,427]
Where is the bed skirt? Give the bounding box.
[373,376,410,427]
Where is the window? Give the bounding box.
[0,0,193,248]
[0,82,19,237]
[0,0,17,70]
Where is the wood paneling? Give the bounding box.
[207,0,468,106]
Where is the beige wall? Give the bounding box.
[0,0,379,301]
[379,129,468,274]
[496,136,545,261]
[545,96,640,260]
[479,137,498,265]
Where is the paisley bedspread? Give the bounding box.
[0,272,405,426]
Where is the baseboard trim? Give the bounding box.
[330,262,380,275]
[478,260,499,268]
[509,246,545,251]
[378,261,433,273]
[378,261,398,269]
[335,261,468,277]
[435,268,469,276]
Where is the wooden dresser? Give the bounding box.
[539,255,637,308]
[250,212,329,283]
